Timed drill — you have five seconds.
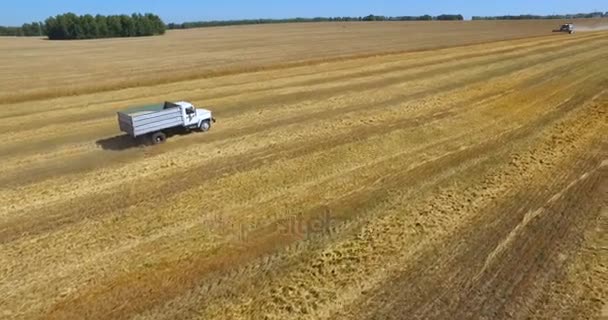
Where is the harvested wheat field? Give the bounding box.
[1,20,607,320]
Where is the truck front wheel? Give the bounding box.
[199,120,211,132]
[151,132,167,144]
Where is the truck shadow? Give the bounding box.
[96,130,196,151]
[96,135,143,151]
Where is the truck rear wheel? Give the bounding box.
[199,120,211,132]
[151,132,167,144]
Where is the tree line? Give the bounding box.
[0,13,165,39]
[0,23,44,36]
[45,13,165,39]
[2,13,466,37]
[167,14,464,29]
[12,10,607,37]
[472,12,607,20]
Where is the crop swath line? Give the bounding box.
[43,76,608,320]
[1,52,603,245]
[2,32,604,105]
[342,97,607,320]
[2,37,605,184]
[209,83,608,320]
[2,47,606,249]
[0,32,581,120]
[2,33,603,135]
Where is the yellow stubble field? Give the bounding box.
[0,19,607,320]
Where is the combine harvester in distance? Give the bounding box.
[553,23,575,34]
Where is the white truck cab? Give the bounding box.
[175,101,214,130]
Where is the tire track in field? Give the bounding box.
[5,53,604,245]
[336,100,606,320]
[0,27,593,105]
[43,81,607,320]
[210,38,608,120]
[1,33,604,136]
[5,32,592,123]
[0,89,491,242]
[2,34,606,320]
[2,56,601,243]
[123,33,606,121]
[41,121,534,320]
[3,75,592,310]
[217,91,604,318]
[205,86,608,320]
[460,162,605,320]
[2,40,605,191]
[4,34,604,139]
[0,89,516,318]
[527,192,608,320]
[0,73,552,302]
[0,33,574,120]
[361,157,606,320]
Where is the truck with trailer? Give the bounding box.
[117,101,215,144]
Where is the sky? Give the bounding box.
[1,0,606,26]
